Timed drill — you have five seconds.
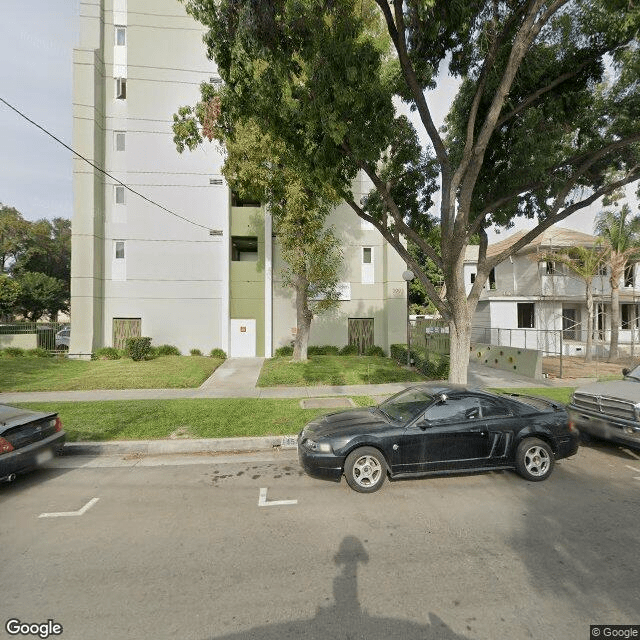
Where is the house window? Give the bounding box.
[517,303,535,329]
[621,304,637,329]
[116,78,127,100]
[115,26,126,46]
[115,131,126,151]
[115,185,125,204]
[470,272,476,284]
[115,241,125,260]
[488,268,496,290]
[231,236,258,262]
[113,241,126,281]
[546,261,556,275]
[362,247,374,284]
[598,263,607,276]
[624,264,634,288]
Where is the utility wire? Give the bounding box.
[0,96,215,232]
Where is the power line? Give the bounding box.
[0,96,216,232]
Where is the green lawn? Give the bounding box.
[257,355,425,387]
[14,397,376,441]
[491,387,575,405]
[0,356,223,392]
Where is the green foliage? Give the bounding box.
[14,271,68,321]
[93,347,121,361]
[339,344,359,356]
[364,345,385,357]
[190,348,203,356]
[126,337,152,362]
[274,345,294,357]
[156,344,181,356]
[307,345,341,356]
[2,347,25,357]
[26,348,53,358]
[0,275,20,317]
[209,348,227,359]
[390,344,449,380]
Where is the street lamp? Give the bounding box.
[402,270,415,367]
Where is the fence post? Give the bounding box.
[559,329,563,379]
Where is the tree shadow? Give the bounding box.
[203,535,474,640]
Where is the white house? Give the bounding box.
[70,0,408,357]
[464,227,640,355]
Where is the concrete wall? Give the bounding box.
[470,343,543,379]
[0,335,38,350]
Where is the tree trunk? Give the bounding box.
[609,264,621,361]
[585,281,594,363]
[446,250,474,383]
[292,275,313,361]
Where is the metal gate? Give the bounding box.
[348,318,374,355]
[113,318,141,349]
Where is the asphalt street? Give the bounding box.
[2,441,639,640]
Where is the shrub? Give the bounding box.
[93,347,121,360]
[3,347,25,358]
[155,344,181,356]
[364,345,386,357]
[307,345,339,356]
[126,336,152,361]
[275,345,294,357]
[190,348,203,356]
[339,344,359,356]
[210,348,227,359]
[26,347,54,358]
[389,344,449,379]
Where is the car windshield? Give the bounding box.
[625,364,640,381]
[378,389,434,424]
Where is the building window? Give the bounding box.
[115,185,125,204]
[361,247,374,284]
[517,303,535,329]
[624,264,634,288]
[362,247,372,264]
[470,272,476,284]
[115,241,125,260]
[621,304,638,329]
[116,78,127,100]
[488,268,496,290]
[113,241,126,281]
[231,236,258,262]
[115,26,126,46]
[546,261,556,275]
[598,263,608,276]
[115,131,126,151]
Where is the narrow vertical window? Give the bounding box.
[115,26,126,46]
[488,268,496,290]
[361,247,374,284]
[362,247,372,264]
[116,78,127,100]
[115,131,126,151]
[115,241,125,260]
[115,185,125,204]
[113,241,126,281]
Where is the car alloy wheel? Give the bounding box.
[516,438,554,482]
[344,447,387,493]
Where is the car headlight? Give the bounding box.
[303,438,332,453]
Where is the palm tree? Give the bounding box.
[538,244,608,362]
[594,204,640,361]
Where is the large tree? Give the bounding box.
[594,203,640,360]
[174,107,344,360]
[0,204,29,274]
[183,0,640,382]
[14,271,68,322]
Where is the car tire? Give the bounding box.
[344,447,387,493]
[515,438,555,482]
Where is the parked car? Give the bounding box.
[568,363,640,449]
[55,327,71,349]
[298,383,578,493]
[0,405,66,483]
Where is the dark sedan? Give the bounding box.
[298,384,579,492]
[0,405,66,483]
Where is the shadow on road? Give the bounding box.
[205,535,473,640]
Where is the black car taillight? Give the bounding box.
[0,437,15,454]
[54,417,63,432]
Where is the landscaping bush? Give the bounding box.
[155,344,181,356]
[93,347,121,360]
[126,337,152,361]
[26,348,54,358]
[210,348,227,359]
[364,345,385,357]
[190,348,203,356]
[275,345,294,357]
[390,343,449,379]
[2,347,25,358]
[339,344,359,356]
[307,345,340,356]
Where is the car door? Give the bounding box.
[392,396,493,475]
[478,397,516,460]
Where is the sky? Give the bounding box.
[0,1,636,241]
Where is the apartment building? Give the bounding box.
[70,0,407,357]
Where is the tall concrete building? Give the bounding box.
[71,0,408,357]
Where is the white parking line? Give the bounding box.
[621,448,640,461]
[624,465,640,473]
[38,497,100,518]
[258,487,297,507]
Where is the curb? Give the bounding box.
[63,434,299,457]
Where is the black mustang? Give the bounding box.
[298,383,579,493]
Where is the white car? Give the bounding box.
[55,327,70,349]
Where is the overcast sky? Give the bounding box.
[0,1,635,240]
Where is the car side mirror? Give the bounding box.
[418,419,432,430]
[622,368,630,376]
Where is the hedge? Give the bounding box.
[390,344,449,380]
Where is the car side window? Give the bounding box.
[480,398,512,418]
[423,397,481,424]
